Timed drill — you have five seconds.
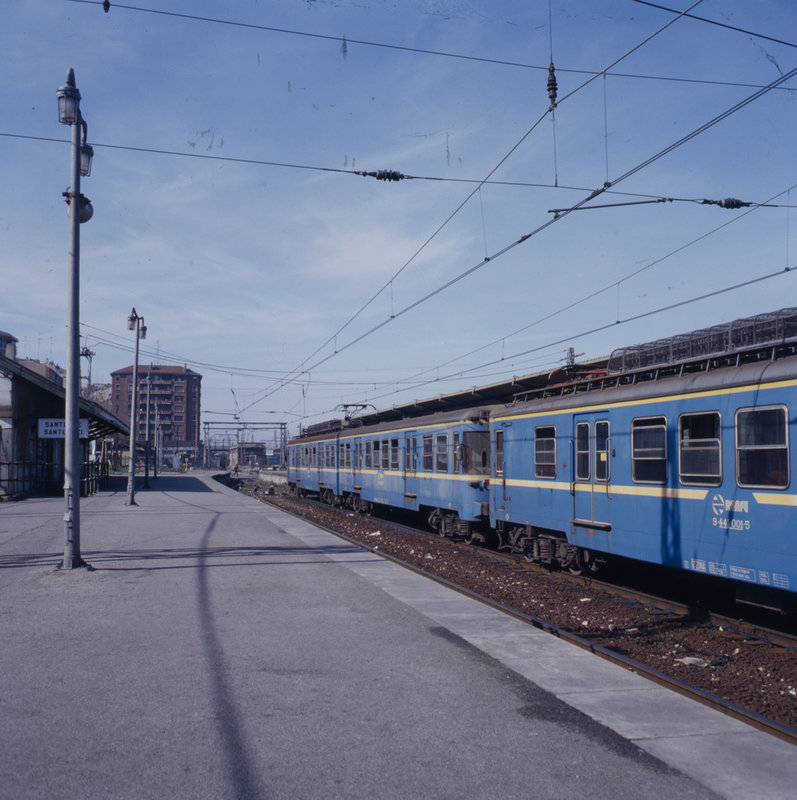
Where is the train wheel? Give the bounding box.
[568,548,601,575]
[463,528,481,546]
[427,508,442,534]
[583,549,604,574]
[567,548,585,575]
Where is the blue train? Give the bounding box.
[287,310,797,609]
[288,407,493,538]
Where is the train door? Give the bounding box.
[494,426,508,512]
[403,432,418,504]
[352,440,360,485]
[572,414,612,531]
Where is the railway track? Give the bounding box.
[290,490,797,651]
[240,482,797,743]
[465,538,797,652]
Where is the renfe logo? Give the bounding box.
[712,494,749,516]
[711,494,751,531]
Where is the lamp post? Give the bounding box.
[125,308,146,505]
[57,68,94,569]
[144,375,151,487]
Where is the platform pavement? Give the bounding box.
[0,473,793,800]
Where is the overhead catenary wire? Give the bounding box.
[0,130,680,200]
[69,0,797,93]
[4,129,794,212]
[631,0,797,50]
[547,196,792,215]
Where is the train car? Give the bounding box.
[489,348,797,608]
[287,407,494,538]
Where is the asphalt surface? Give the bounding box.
[0,472,793,799]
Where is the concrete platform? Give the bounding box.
[0,472,793,799]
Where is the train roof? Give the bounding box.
[296,307,797,437]
[292,405,498,443]
[498,349,797,419]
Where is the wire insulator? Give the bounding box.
[103,0,111,11]
[547,61,558,107]
[357,169,407,181]
[701,197,752,209]
[718,197,748,209]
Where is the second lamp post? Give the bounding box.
[125,308,146,505]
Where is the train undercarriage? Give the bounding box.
[291,483,602,576]
[494,522,603,575]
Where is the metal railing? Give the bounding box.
[0,460,111,499]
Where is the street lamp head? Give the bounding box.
[80,143,94,176]
[78,196,93,223]
[139,324,147,340]
[127,309,138,330]
[66,193,93,223]
[56,68,81,125]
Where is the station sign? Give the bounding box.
[38,418,89,439]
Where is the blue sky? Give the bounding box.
[2,0,796,434]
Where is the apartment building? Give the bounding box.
[111,364,202,465]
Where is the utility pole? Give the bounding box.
[125,308,146,505]
[57,67,94,569]
[144,374,151,487]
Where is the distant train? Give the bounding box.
[287,310,797,610]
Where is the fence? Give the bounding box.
[0,460,111,499]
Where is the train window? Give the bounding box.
[406,436,417,472]
[463,431,490,475]
[453,433,461,473]
[679,412,721,485]
[436,434,448,472]
[365,441,372,468]
[345,442,352,468]
[596,420,610,482]
[422,436,433,471]
[576,422,590,480]
[736,406,789,488]
[390,438,399,471]
[373,440,380,468]
[632,417,667,483]
[534,426,556,479]
[495,430,504,477]
[381,439,390,470]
